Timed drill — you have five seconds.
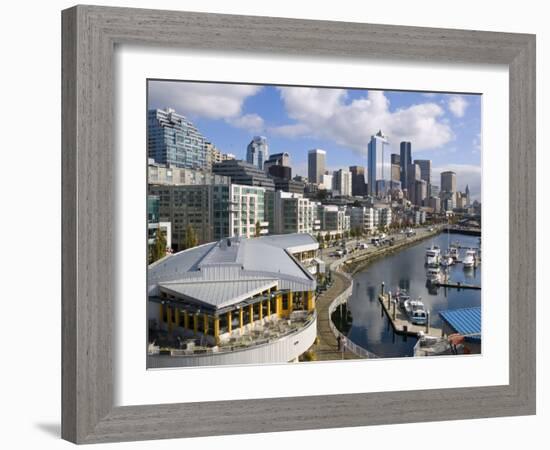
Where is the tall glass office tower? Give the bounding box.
[399,141,412,188]
[147,108,208,170]
[246,136,269,170]
[367,130,389,196]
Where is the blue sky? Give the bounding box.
[148,80,482,199]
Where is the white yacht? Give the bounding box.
[403,298,428,325]
[448,246,460,260]
[426,266,442,283]
[425,245,441,267]
[441,253,454,267]
[463,249,476,268]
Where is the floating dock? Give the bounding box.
[378,292,443,337]
[435,281,481,290]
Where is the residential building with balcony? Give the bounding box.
[270,191,321,235]
[147,108,208,170]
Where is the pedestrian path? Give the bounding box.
[313,272,357,360]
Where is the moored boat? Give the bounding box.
[425,245,441,267]
[463,249,476,268]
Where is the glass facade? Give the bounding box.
[148,108,208,170]
[246,136,269,170]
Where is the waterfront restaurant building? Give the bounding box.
[147,233,319,367]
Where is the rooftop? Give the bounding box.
[439,307,481,342]
[148,234,318,311]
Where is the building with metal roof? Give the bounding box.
[439,307,481,354]
[147,234,320,367]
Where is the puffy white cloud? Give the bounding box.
[433,164,482,200]
[148,81,262,120]
[448,95,468,118]
[274,87,454,153]
[226,113,265,133]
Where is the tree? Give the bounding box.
[150,226,167,263]
[255,220,261,237]
[181,224,198,250]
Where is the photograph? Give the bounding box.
[146,80,482,367]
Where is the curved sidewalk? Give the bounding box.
[313,271,357,360]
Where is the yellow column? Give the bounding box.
[288,291,294,313]
[174,308,180,327]
[203,313,209,335]
[307,291,315,311]
[214,318,220,345]
[167,306,173,333]
[227,312,232,334]
[248,304,254,325]
[259,300,263,321]
[239,308,244,332]
[193,313,198,335]
[276,294,282,318]
[267,297,271,317]
[183,310,189,330]
[159,304,164,323]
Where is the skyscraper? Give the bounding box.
[246,136,269,170]
[414,179,428,206]
[390,154,401,182]
[367,130,389,196]
[407,163,421,202]
[308,149,326,184]
[148,108,208,170]
[441,171,457,193]
[399,141,412,188]
[414,159,432,195]
[349,166,366,196]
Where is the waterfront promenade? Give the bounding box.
[313,271,357,360]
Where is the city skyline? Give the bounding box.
[148,80,482,199]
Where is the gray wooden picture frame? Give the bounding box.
[61,5,536,444]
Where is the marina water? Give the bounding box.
[346,232,481,357]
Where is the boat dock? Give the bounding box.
[435,281,481,290]
[378,290,443,338]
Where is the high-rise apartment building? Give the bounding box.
[367,130,389,196]
[148,108,208,170]
[308,149,326,184]
[246,136,269,170]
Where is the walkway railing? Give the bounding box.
[326,257,378,359]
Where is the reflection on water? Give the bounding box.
[347,232,481,357]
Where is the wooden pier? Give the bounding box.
[378,291,443,337]
[435,281,481,290]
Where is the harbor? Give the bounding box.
[343,231,481,357]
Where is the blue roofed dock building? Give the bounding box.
[439,307,481,354]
